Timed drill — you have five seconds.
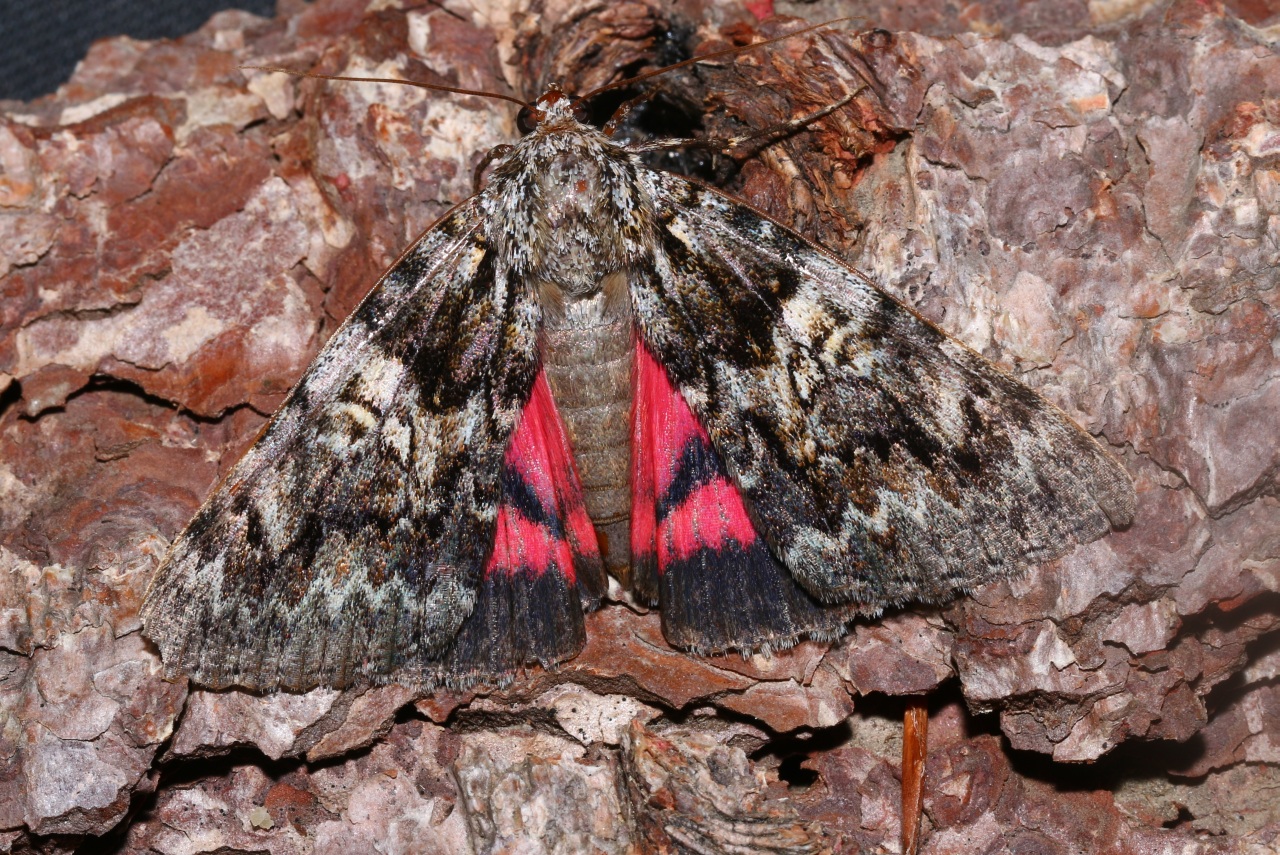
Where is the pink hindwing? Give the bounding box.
[631,341,758,583]
[489,371,602,584]
[427,370,605,687]
[631,339,856,652]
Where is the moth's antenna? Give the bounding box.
[243,18,860,115]
[240,65,533,110]
[580,17,862,103]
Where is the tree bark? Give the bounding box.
[1,0,1277,852]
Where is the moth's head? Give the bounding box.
[517,85,589,134]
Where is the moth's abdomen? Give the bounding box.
[541,283,635,578]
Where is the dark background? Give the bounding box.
[0,0,277,102]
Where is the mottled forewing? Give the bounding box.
[142,202,544,691]
[632,170,1135,609]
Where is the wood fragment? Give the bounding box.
[901,697,929,854]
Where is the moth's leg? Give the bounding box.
[603,90,661,138]
[473,144,514,192]
[626,90,860,155]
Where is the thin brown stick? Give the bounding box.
[902,697,929,855]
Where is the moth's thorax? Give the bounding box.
[480,109,651,294]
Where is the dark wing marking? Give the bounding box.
[631,170,1135,611]
[632,340,856,653]
[142,201,546,691]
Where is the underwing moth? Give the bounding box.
[141,27,1136,693]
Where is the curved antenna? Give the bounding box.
[579,17,862,103]
[240,65,533,110]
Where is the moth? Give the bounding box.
[141,28,1135,692]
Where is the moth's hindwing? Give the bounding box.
[141,201,597,691]
[631,170,1135,614]
[431,370,605,688]
[631,340,858,653]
